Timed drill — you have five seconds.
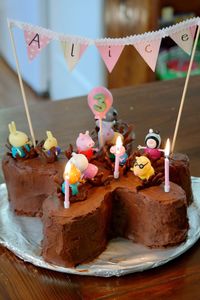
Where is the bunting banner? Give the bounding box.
[96,44,124,72]
[24,30,52,61]
[8,17,200,72]
[169,25,197,55]
[61,41,88,71]
[133,38,162,71]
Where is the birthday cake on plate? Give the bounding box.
[2,87,192,268]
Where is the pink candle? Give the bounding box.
[64,178,70,208]
[114,152,120,179]
[164,139,170,192]
[63,162,71,209]
[110,136,125,179]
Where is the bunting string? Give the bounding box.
[9,17,200,45]
[7,17,200,153]
[8,17,200,73]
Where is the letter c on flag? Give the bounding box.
[145,44,152,53]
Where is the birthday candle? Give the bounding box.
[63,162,71,209]
[164,139,170,193]
[110,136,125,179]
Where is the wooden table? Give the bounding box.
[0,77,200,299]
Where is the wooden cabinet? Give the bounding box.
[105,0,200,89]
[159,1,200,16]
[105,0,159,89]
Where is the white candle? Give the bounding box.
[164,138,170,192]
[110,136,125,179]
[63,162,71,209]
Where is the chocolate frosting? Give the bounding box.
[2,151,191,267]
[2,154,66,216]
[170,153,193,204]
[42,174,188,267]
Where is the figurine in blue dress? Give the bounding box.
[8,121,31,158]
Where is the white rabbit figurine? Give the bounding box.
[43,131,61,156]
[8,121,31,158]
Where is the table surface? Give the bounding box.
[0,77,200,300]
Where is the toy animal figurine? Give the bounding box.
[96,118,125,146]
[131,156,155,181]
[95,107,118,127]
[62,163,81,196]
[43,131,61,156]
[107,131,124,146]
[104,106,118,123]
[68,163,81,184]
[97,122,115,147]
[8,121,31,158]
[119,152,128,165]
[69,152,89,173]
[83,163,98,179]
[76,131,97,160]
[69,152,98,179]
[138,129,162,161]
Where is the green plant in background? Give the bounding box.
[156,45,200,80]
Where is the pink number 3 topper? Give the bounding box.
[87,86,113,119]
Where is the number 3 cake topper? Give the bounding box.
[88,86,113,120]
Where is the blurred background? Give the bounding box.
[0,0,200,105]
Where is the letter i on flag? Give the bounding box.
[61,41,88,71]
[24,30,52,61]
[96,44,124,72]
[133,38,162,71]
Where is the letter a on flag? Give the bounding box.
[169,26,196,55]
[24,30,52,61]
[96,44,124,72]
[133,38,162,71]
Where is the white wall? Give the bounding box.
[0,0,106,100]
[48,0,106,100]
[0,0,49,94]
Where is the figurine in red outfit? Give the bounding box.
[138,129,162,161]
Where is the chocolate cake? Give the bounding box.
[2,154,65,216]
[42,173,188,267]
[1,121,192,268]
[170,153,193,204]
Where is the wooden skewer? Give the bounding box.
[171,25,200,153]
[99,118,103,148]
[7,19,36,147]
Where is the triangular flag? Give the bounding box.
[96,44,124,72]
[133,38,162,71]
[169,26,196,55]
[190,25,197,39]
[24,30,52,61]
[61,41,88,71]
[79,44,88,59]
